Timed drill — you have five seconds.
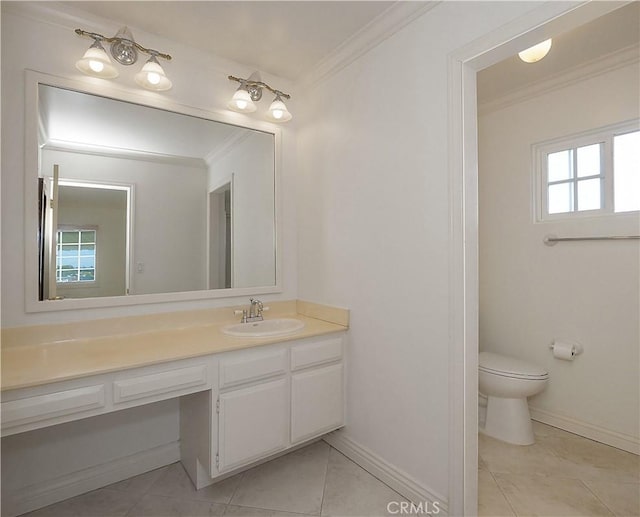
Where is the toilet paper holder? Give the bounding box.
[549,340,584,358]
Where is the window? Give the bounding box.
[535,120,640,220]
[56,228,96,283]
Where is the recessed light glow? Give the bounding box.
[518,39,552,63]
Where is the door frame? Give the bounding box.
[446,2,630,514]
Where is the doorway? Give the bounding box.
[208,181,233,290]
[447,2,629,514]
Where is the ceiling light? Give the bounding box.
[228,73,292,123]
[75,28,172,90]
[135,55,172,91]
[518,39,552,63]
[75,40,119,79]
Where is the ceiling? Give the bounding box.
[478,2,639,104]
[65,1,395,81]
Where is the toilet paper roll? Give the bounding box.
[552,341,576,360]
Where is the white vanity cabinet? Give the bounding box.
[2,331,346,495]
[290,337,344,444]
[183,332,346,488]
[1,356,214,437]
[216,348,289,472]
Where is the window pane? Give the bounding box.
[60,259,79,269]
[79,256,95,268]
[548,182,574,214]
[577,143,601,178]
[614,131,640,213]
[80,244,95,255]
[577,178,601,211]
[81,231,96,244]
[79,269,95,281]
[548,150,573,182]
[60,231,79,244]
[60,270,78,282]
[61,245,78,257]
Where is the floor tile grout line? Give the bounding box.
[225,502,320,516]
[577,478,618,516]
[487,469,518,517]
[318,444,332,516]
[226,470,246,506]
[327,445,406,501]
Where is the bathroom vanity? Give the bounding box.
[1,301,348,514]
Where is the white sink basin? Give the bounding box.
[221,318,305,338]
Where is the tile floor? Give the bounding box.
[18,423,640,517]
[479,421,640,516]
[21,441,407,517]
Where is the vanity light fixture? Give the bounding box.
[228,72,292,123]
[75,27,172,91]
[518,39,552,63]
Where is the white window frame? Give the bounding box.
[56,226,98,286]
[533,119,640,222]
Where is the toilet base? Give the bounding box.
[481,395,534,445]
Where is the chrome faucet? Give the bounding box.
[248,298,264,321]
[234,298,265,323]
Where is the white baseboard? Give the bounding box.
[3,441,180,517]
[529,406,639,455]
[323,431,448,515]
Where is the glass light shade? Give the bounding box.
[76,42,119,79]
[228,89,257,113]
[134,56,172,91]
[265,98,292,123]
[518,39,552,63]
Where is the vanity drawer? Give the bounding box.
[219,349,287,389]
[1,384,105,431]
[290,337,343,371]
[113,364,209,405]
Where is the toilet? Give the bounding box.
[479,351,549,445]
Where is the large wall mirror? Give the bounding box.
[25,72,280,312]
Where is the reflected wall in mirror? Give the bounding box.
[37,84,276,301]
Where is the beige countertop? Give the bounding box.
[1,301,349,392]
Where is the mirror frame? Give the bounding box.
[24,70,283,312]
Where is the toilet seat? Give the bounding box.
[479,351,549,380]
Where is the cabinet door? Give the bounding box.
[217,378,288,472]
[291,363,344,444]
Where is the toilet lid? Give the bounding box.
[479,351,549,380]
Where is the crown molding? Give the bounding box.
[2,1,117,39]
[43,140,206,169]
[297,1,440,91]
[478,44,640,115]
[204,130,253,166]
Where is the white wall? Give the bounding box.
[43,149,208,296]
[479,63,640,443]
[209,131,276,289]
[1,2,298,328]
[297,0,547,501]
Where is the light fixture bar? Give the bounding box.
[228,75,290,100]
[75,29,172,62]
